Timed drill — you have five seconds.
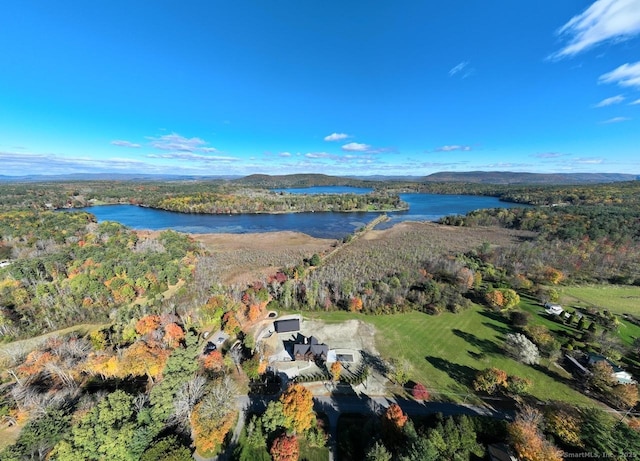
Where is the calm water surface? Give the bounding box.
[75,191,526,239]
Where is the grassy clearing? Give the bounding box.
[560,285,640,315]
[306,306,593,406]
[518,294,578,336]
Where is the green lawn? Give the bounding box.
[560,285,640,315]
[518,294,579,336]
[306,306,594,406]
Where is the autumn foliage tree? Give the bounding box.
[201,350,224,373]
[330,361,342,382]
[382,403,408,430]
[163,322,185,348]
[349,296,364,312]
[473,368,508,394]
[135,315,161,336]
[381,403,408,447]
[270,434,299,461]
[610,384,640,409]
[508,407,563,461]
[279,383,316,434]
[411,382,430,401]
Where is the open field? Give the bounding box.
[560,285,640,315]
[191,221,535,286]
[192,231,335,284]
[305,307,594,406]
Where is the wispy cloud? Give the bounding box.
[305,152,334,159]
[146,152,238,162]
[533,152,566,159]
[574,157,604,164]
[600,116,631,123]
[303,151,379,165]
[111,140,141,148]
[599,61,640,88]
[0,151,197,175]
[630,98,640,105]
[435,145,472,152]
[551,0,640,59]
[148,133,216,152]
[449,61,468,76]
[324,133,349,142]
[342,142,371,152]
[279,152,292,157]
[593,95,625,107]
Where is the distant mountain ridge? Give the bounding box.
[421,171,637,184]
[0,171,636,185]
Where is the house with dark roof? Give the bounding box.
[588,353,635,384]
[293,336,329,362]
[274,318,300,333]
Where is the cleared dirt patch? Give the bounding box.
[298,319,379,354]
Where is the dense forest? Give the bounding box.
[1,176,640,460]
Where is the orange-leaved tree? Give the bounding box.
[383,403,408,430]
[163,322,185,348]
[330,361,342,382]
[508,407,562,461]
[279,383,315,434]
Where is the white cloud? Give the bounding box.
[600,116,631,123]
[449,61,469,76]
[111,140,141,148]
[279,152,292,157]
[593,94,625,107]
[148,133,212,152]
[342,142,371,152]
[551,0,640,59]
[599,61,640,88]
[630,98,640,104]
[435,145,472,152]
[324,133,349,142]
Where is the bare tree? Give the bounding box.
[171,375,207,431]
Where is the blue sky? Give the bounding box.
[1,0,639,177]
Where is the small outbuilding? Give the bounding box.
[274,318,300,333]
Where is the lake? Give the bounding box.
[74,191,526,239]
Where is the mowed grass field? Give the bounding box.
[306,306,593,406]
[560,285,640,315]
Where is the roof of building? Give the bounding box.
[488,443,519,461]
[292,335,329,359]
[274,318,300,333]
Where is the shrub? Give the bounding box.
[473,367,508,394]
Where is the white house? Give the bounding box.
[544,303,564,316]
